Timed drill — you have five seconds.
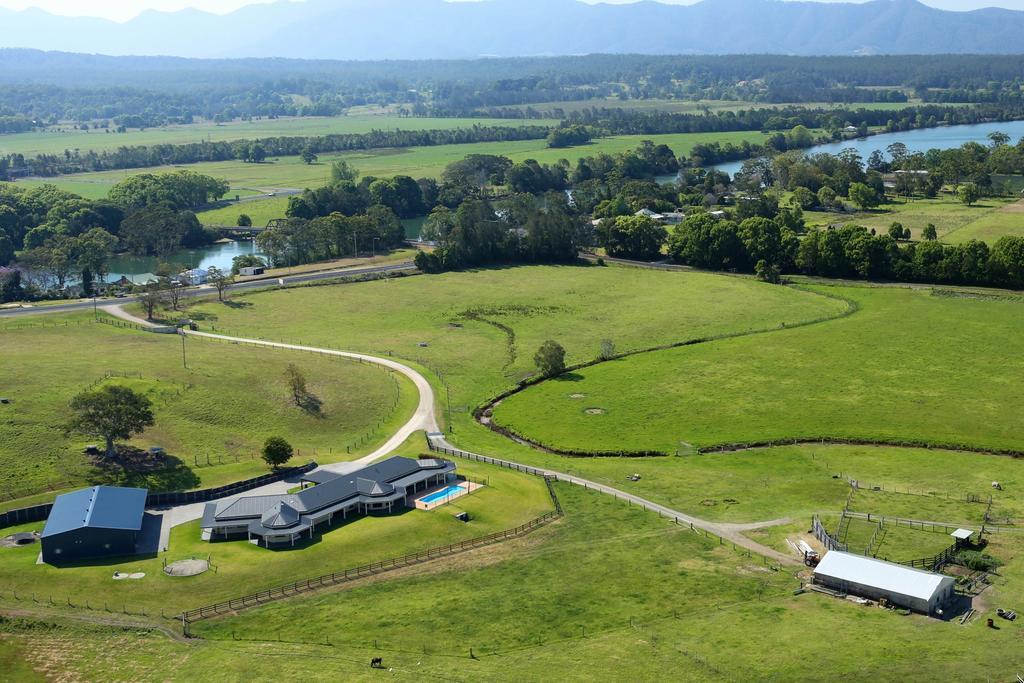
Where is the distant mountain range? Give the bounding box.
[2,0,1024,59]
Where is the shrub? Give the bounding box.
[955,550,1000,571]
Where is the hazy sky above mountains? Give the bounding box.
[0,0,1021,23]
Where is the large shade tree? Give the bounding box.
[68,385,155,458]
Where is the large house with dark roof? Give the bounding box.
[41,486,148,564]
[200,456,457,547]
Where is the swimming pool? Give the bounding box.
[420,484,466,505]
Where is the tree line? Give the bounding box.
[3,125,553,178]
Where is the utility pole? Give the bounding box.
[180,332,188,370]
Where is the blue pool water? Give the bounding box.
[420,484,466,504]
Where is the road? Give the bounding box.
[96,303,795,564]
[0,261,415,319]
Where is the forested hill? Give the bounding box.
[3,0,1024,59]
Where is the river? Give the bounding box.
[683,119,1024,179]
[105,239,265,282]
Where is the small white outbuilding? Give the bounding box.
[812,551,955,615]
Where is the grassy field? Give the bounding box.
[803,191,1023,243]
[155,482,1024,680]
[190,482,782,652]
[0,115,561,158]
[0,312,417,498]
[0,457,553,617]
[4,130,770,201]
[451,442,1024,527]
[494,284,1024,455]
[5,263,1024,679]
[942,198,1024,243]
[198,196,292,227]
[172,264,844,418]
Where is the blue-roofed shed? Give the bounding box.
[41,486,148,564]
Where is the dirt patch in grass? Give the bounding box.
[585,408,607,415]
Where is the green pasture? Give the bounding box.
[803,191,1022,243]
[444,437,1024,526]
[198,196,291,227]
[943,199,1024,244]
[0,459,552,617]
[5,130,770,201]
[836,515,958,561]
[190,482,780,652]
[0,312,417,497]
[5,263,1024,679]
[0,115,561,158]
[172,482,1024,680]
[493,284,1024,454]
[5,549,1023,683]
[173,264,843,419]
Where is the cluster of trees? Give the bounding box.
[106,170,228,211]
[741,137,1024,211]
[0,116,36,134]
[255,208,404,267]
[0,79,353,130]
[546,125,595,148]
[415,194,582,273]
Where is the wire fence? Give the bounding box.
[426,438,782,569]
[191,581,795,664]
[812,515,848,552]
[178,479,564,627]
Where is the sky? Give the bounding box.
[0,0,1022,22]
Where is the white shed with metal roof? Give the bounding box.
[812,551,955,615]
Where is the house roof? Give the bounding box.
[42,486,148,538]
[202,456,456,532]
[813,551,954,601]
[261,502,300,529]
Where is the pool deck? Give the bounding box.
[414,481,484,511]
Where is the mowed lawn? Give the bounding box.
[178,264,846,416]
[0,313,416,496]
[0,459,553,617]
[0,115,561,158]
[493,284,1024,454]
